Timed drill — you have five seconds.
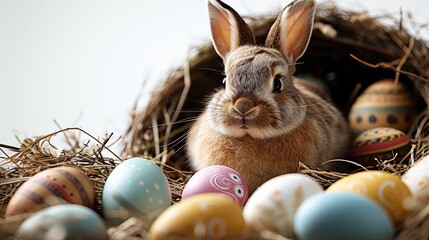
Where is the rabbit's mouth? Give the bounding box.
[240,116,251,129]
[240,125,249,130]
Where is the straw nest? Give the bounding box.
[1,2,429,240]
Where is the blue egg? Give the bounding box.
[103,157,171,225]
[294,193,394,240]
[16,204,106,240]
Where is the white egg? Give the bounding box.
[402,155,429,210]
[243,173,323,238]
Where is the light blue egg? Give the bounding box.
[103,157,171,225]
[16,204,106,240]
[294,193,394,240]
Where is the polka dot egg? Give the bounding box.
[349,79,417,136]
[16,204,107,240]
[102,157,171,225]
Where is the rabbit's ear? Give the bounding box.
[208,0,255,60]
[265,0,315,63]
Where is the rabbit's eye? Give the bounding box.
[222,77,227,87]
[273,75,283,92]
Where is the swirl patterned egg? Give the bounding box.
[327,171,413,226]
[5,167,95,217]
[350,127,411,167]
[182,165,249,207]
[149,193,245,240]
[349,79,417,136]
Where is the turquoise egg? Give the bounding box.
[102,157,171,225]
[294,192,394,240]
[16,204,106,240]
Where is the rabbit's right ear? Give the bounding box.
[265,0,315,63]
[208,0,255,61]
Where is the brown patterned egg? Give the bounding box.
[349,79,417,136]
[5,167,95,217]
[349,127,411,167]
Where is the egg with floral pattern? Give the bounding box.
[402,155,429,211]
[243,173,324,238]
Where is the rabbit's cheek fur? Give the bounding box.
[273,91,307,132]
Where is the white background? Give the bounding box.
[1,0,428,152]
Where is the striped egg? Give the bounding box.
[349,79,417,136]
[349,127,411,167]
[5,167,95,217]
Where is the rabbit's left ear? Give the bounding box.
[208,0,255,61]
[265,0,316,63]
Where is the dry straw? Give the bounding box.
[1,2,429,239]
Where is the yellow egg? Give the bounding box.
[5,167,95,217]
[149,193,245,239]
[327,171,413,226]
[349,79,417,136]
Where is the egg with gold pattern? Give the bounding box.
[327,171,413,226]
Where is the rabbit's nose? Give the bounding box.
[234,97,255,116]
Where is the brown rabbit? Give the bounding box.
[187,0,351,193]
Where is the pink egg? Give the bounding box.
[181,165,249,206]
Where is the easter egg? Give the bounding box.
[181,165,249,207]
[349,127,411,166]
[102,157,171,225]
[243,173,323,238]
[16,204,106,240]
[296,73,330,94]
[5,167,95,217]
[327,170,413,226]
[294,193,394,240]
[402,155,429,211]
[349,79,417,135]
[149,193,245,240]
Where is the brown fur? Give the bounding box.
[188,0,351,193]
[188,81,350,192]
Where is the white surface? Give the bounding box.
[1,0,428,151]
